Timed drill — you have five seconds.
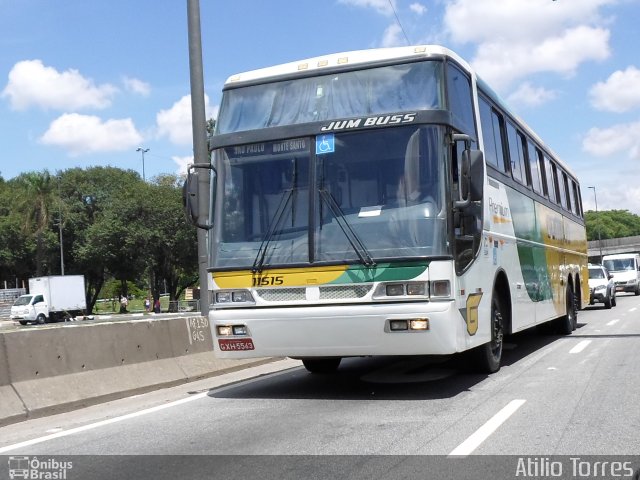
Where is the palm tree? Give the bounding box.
[15,171,58,276]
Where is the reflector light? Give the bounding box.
[390,320,408,331]
[430,280,451,297]
[232,325,248,336]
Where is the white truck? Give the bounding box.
[602,253,640,295]
[10,275,86,325]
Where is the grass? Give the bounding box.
[92,296,171,314]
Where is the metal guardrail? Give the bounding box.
[0,288,26,302]
[168,300,200,313]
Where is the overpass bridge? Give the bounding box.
[587,235,640,263]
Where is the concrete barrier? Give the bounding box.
[0,316,274,426]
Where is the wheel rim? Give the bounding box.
[566,288,576,328]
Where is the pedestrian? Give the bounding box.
[144,297,151,313]
[153,298,161,313]
[119,295,129,314]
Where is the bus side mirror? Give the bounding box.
[453,134,484,209]
[183,163,215,230]
[468,149,484,202]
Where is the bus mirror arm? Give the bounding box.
[183,162,216,231]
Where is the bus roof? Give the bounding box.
[223,45,471,88]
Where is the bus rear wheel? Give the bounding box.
[557,284,577,334]
[301,357,342,374]
[470,292,504,374]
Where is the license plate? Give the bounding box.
[218,338,255,351]
[616,286,624,291]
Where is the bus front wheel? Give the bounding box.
[470,292,504,374]
[301,357,342,374]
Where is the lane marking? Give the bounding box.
[629,307,637,313]
[0,392,208,454]
[569,340,591,354]
[448,399,526,456]
[606,319,619,326]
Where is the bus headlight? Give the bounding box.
[386,284,405,296]
[215,290,255,305]
[373,282,430,300]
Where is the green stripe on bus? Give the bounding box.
[330,261,429,284]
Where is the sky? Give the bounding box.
[1,0,639,212]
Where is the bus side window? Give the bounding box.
[572,181,583,217]
[447,63,475,136]
[558,169,568,210]
[527,141,543,194]
[478,97,498,169]
[506,122,525,184]
[544,157,558,204]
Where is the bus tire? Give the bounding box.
[470,291,504,374]
[301,357,341,374]
[557,284,577,334]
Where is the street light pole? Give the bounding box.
[136,147,149,181]
[56,176,64,275]
[588,186,603,263]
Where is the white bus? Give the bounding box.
[187,45,588,373]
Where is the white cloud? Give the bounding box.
[409,3,427,16]
[123,76,151,97]
[156,94,216,146]
[582,120,640,159]
[173,155,193,177]
[337,0,395,16]
[589,66,640,113]
[381,23,404,48]
[507,82,557,107]
[442,0,613,92]
[1,59,117,111]
[39,113,143,156]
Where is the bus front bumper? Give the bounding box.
[211,301,461,359]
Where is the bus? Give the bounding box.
[186,45,588,374]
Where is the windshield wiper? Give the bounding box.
[252,188,294,273]
[319,189,376,267]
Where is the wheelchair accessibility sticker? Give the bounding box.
[315,134,335,155]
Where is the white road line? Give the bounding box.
[606,319,619,326]
[629,307,637,313]
[448,399,526,457]
[569,340,591,354]
[0,392,208,454]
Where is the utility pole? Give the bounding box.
[588,186,603,263]
[187,0,211,316]
[136,147,149,182]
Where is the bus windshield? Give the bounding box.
[217,61,444,134]
[212,125,449,270]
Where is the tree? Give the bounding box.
[585,209,640,241]
[143,174,198,309]
[13,171,59,277]
[61,167,146,313]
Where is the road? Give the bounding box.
[1,294,640,479]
